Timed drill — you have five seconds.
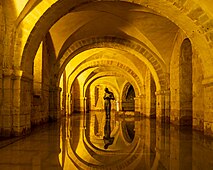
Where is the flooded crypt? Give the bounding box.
[0,0,213,169]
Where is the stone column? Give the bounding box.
[164,90,170,122]
[13,70,32,136]
[115,100,119,111]
[155,90,170,123]
[83,97,87,113]
[119,99,123,111]
[79,97,86,113]
[66,92,70,115]
[141,94,146,114]
[202,78,213,136]
[134,95,144,114]
[49,86,61,121]
[145,70,156,118]
[1,69,13,136]
[0,69,32,136]
[89,88,95,111]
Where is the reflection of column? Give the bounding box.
[89,113,96,139]
[144,119,152,169]
[170,126,192,170]
[156,122,170,170]
[155,90,170,123]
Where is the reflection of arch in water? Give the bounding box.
[60,119,148,169]
[58,114,162,170]
[121,121,135,143]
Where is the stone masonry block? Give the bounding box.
[204,122,213,136]
[205,31,213,42]
[187,6,204,21]
[3,115,12,127]
[196,14,209,25]
[203,19,213,32]
[173,0,187,9]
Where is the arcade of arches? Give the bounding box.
[0,0,213,144]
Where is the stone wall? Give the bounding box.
[192,51,204,131]
[31,37,52,126]
[145,69,156,117]
[203,80,213,136]
[170,32,193,125]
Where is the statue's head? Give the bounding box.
[105,87,109,92]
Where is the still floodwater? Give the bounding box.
[0,111,212,170]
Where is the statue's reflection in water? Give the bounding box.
[59,111,213,170]
[103,118,114,149]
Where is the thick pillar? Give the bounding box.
[1,69,13,136]
[119,100,123,111]
[49,86,61,121]
[141,94,146,114]
[155,90,170,123]
[192,52,204,131]
[74,97,86,113]
[14,70,32,136]
[202,78,213,136]
[0,69,32,136]
[66,92,71,115]
[134,95,144,113]
[145,70,156,117]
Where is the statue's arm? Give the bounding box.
[111,93,115,100]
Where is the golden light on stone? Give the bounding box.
[13,0,28,16]
[1,0,213,169]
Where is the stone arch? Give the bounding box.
[84,80,119,112]
[170,34,193,125]
[179,38,193,125]
[17,0,213,79]
[64,118,145,169]
[66,59,142,95]
[58,36,164,87]
[84,72,139,97]
[121,82,135,111]
[121,82,132,102]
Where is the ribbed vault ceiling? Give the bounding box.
[47,1,179,92]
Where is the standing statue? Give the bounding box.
[103,88,115,119]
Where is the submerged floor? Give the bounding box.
[0,111,213,170]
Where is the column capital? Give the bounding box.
[2,69,13,76]
[3,69,28,80]
[13,69,23,77]
[134,94,145,99]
